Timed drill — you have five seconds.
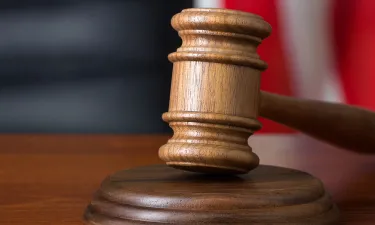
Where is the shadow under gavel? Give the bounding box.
[260,91,375,154]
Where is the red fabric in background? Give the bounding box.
[225,0,295,133]
[333,0,375,110]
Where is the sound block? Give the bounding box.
[84,165,339,224]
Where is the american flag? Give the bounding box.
[193,0,375,199]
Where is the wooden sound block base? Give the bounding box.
[84,165,339,224]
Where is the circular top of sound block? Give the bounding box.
[85,165,339,224]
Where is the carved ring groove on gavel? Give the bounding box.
[159,8,272,174]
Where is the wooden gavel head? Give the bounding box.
[159,8,272,174]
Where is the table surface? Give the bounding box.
[0,135,374,225]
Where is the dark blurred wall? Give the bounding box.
[0,0,192,133]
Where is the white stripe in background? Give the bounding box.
[277,0,345,102]
[273,0,357,197]
[193,0,223,8]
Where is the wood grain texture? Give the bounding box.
[0,135,168,225]
[84,164,339,225]
[0,134,374,224]
[159,8,271,174]
[260,91,375,154]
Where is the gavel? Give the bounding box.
[159,8,375,175]
[84,8,375,224]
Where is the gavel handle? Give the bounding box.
[259,91,375,154]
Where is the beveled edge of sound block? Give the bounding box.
[84,164,340,225]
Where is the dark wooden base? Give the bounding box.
[84,165,339,224]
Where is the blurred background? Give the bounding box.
[0,0,191,133]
